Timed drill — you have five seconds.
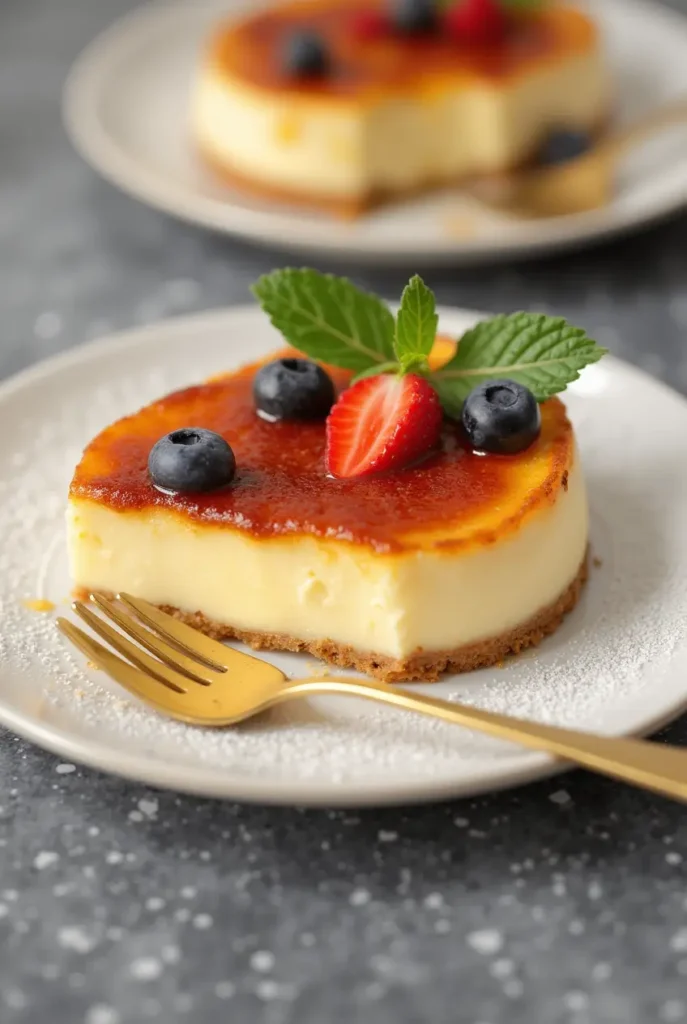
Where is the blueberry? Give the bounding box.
[393,0,437,34]
[148,428,236,493]
[538,128,591,167]
[253,358,336,421]
[283,31,330,77]
[462,380,541,455]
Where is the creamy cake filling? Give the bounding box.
[193,53,608,200]
[68,456,587,662]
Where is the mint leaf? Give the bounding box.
[252,268,395,373]
[430,312,606,417]
[394,275,438,367]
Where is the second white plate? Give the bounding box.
[63,0,687,265]
[2,306,687,805]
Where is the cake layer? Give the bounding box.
[193,2,610,205]
[68,450,587,665]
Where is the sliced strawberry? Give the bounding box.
[325,373,443,479]
[350,9,389,39]
[445,0,507,44]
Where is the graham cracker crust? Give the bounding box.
[154,552,588,683]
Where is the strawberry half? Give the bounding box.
[445,0,507,44]
[325,373,443,479]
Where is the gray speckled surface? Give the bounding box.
[2,1,687,1022]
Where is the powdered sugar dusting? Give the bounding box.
[1,314,687,799]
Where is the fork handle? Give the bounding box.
[284,678,687,802]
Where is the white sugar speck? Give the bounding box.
[467,929,503,956]
[4,989,28,1010]
[350,889,371,907]
[549,789,571,805]
[666,851,683,866]
[137,798,158,819]
[661,1000,686,1022]
[162,946,180,964]
[58,927,96,954]
[180,886,197,900]
[193,914,213,930]
[145,897,165,912]
[128,811,144,823]
[564,991,589,1012]
[588,881,603,901]
[250,951,275,973]
[490,959,514,979]
[34,312,62,340]
[0,904,8,919]
[34,851,59,870]
[423,893,444,910]
[255,980,296,1002]
[130,958,162,981]
[106,851,123,865]
[592,963,612,981]
[86,1006,120,1024]
[670,929,687,953]
[56,763,76,774]
[453,817,469,828]
[378,830,398,843]
[215,981,236,1000]
[434,919,451,935]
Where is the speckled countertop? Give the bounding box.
[2,1,687,1021]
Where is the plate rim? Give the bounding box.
[62,0,687,266]
[3,304,687,806]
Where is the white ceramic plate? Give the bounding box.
[2,306,687,806]
[63,0,687,265]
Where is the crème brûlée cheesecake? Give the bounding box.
[192,0,611,215]
[67,272,602,683]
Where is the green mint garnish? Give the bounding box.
[394,274,438,375]
[252,268,395,373]
[429,312,606,418]
[252,269,605,417]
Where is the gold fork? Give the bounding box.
[57,594,687,802]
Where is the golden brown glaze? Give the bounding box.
[70,352,574,554]
[209,1,598,100]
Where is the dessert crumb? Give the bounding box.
[307,661,330,678]
[593,556,603,568]
[22,598,55,613]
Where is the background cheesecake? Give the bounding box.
[192,0,611,215]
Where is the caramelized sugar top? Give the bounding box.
[210,1,597,99]
[71,356,573,553]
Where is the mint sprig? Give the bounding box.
[252,269,605,417]
[430,312,606,418]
